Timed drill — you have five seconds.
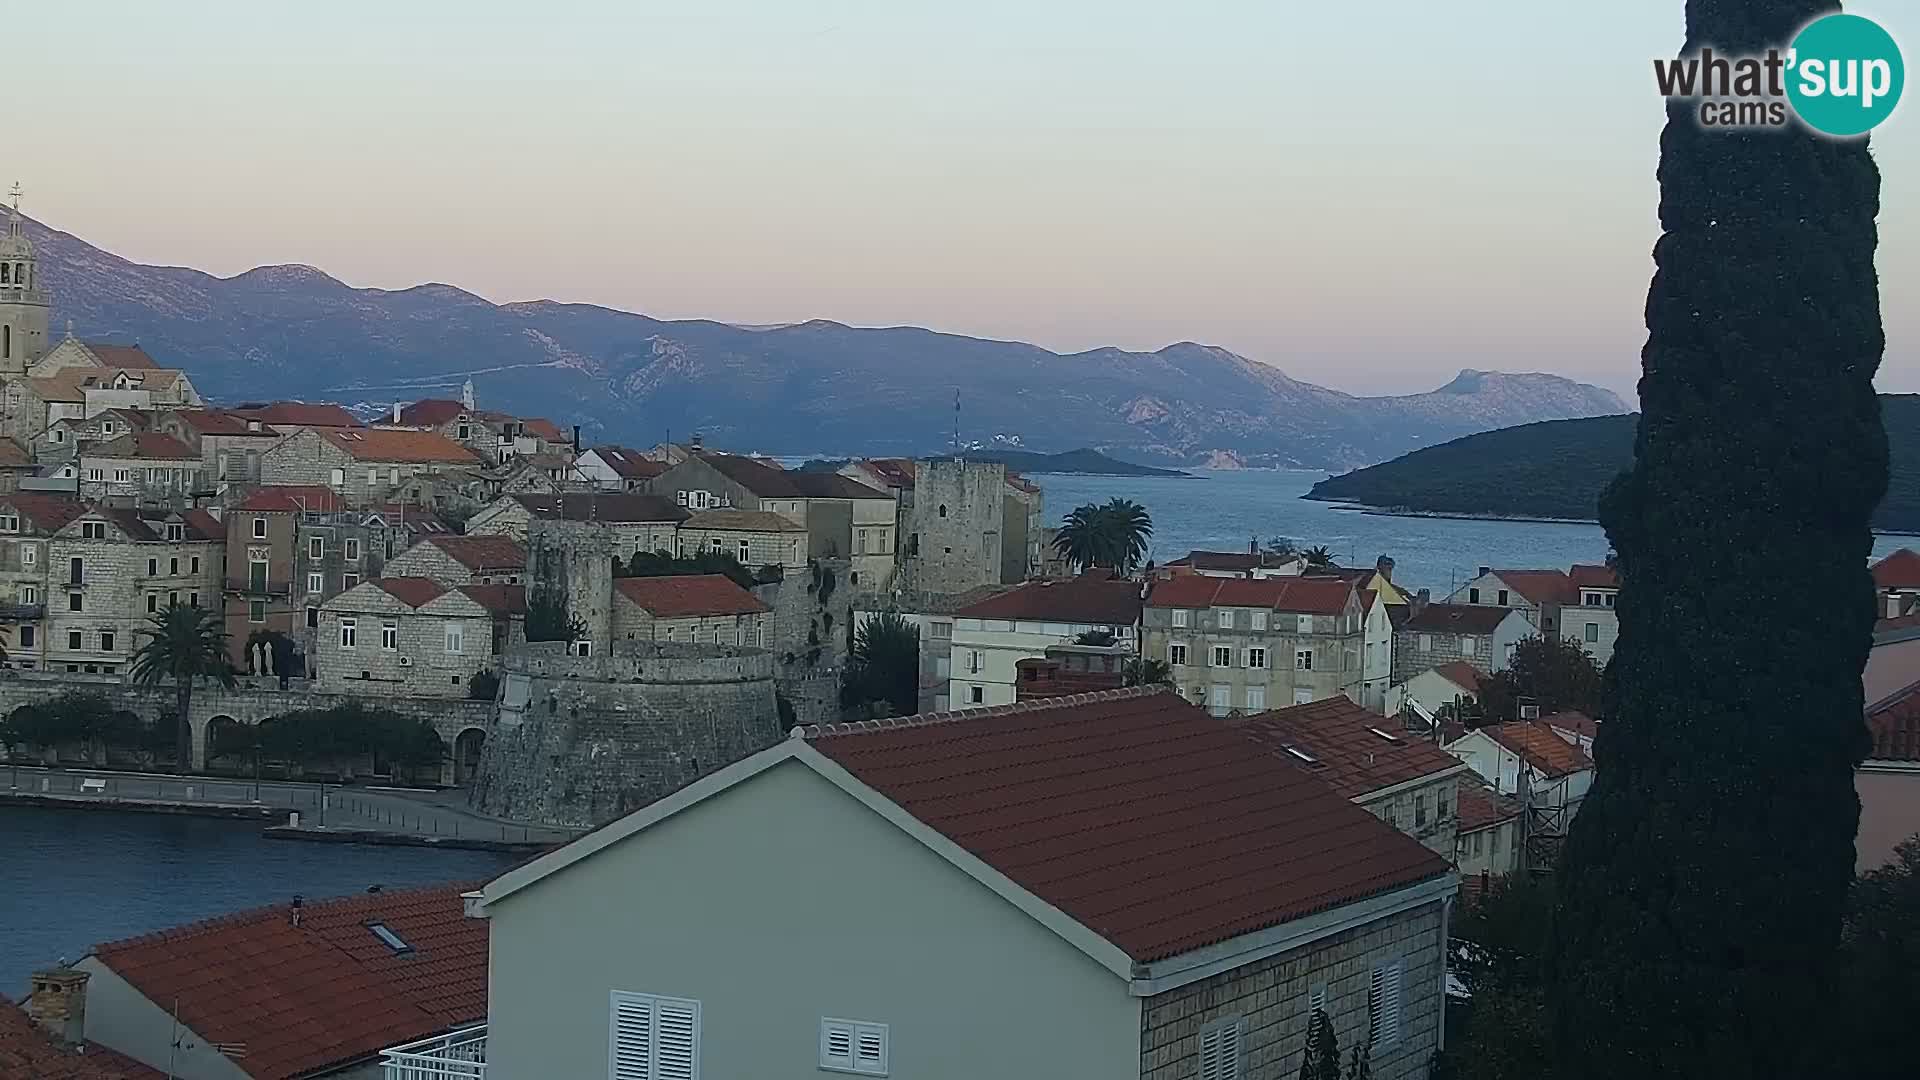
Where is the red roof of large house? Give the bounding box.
[520,418,566,443]
[1233,697,1465,801]
[1166,550,1299,573]
[458,583,527,615]
[1431,660,1483,694]
[802,687,1451,963]
[374,577,449,608]
[1540,710,1599,742]
[82,342,160,370]
[1866,677,1920,761]
[232,402,363,428]
[317,429,479,464]
[614,574,770,618]
[397,399,468,427]
[1482,569,1574,606]
[81,432,198,461]
[0,994,163,1079]
[1147,574,1356,616]
[89,883,487,1080]
[1567,563,1620,591]
[0,492,88,532]
[422,534,526,571]
[1873,548,1920,590]
[955,573,1144,626]
[1479,722,1594,778]
[586,446,665,480]
[1404,603,1517,635]
[168,409,278,438]
[693,453,890,501]
[853,458,916,490]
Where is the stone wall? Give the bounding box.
[752,559,851,728]
[902,460,1004,593]
[527,518,617,643]
[468,641,781,828]
[1139,899,1446,1080]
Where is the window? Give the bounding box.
[1197,1016,1242,1079]
[67,631,82,650]
[166,523,184,542]
[1296,648,1313,670]
[738,539,750,563]
[967,650,981,674]
[308,572,324,594]
[0,515,14,533]
[1216,608,1234,629]
[344,538,359,561]
[366,468,378,488]
[170,591,180,606]
[609,991,699,1080]
[1419,633,1432,651]
[344,573,359,591]
[929,621,952,640]
[820,1018,888,1075]
[248,599,265,622]
[969,685,983,704]
[1171,609,1190,628]
[445,621,464,654]
[1209,684,1230,713]
[147,558,159,576]
[1493,826,1504,854]
[1415,795,1428,827]
[1497,588,1509,606]
[170,557,180,576]
[100,632,114,652]
[253,516,268,539]
[85,468,103,482]
[1245,686,1266,711]
[381,621,398,650]
[1212,645,1232,667]
[1250,610,1268,631]
[1460,635,1477,654]
[81,522,105,540]
[68,593,82,612]
[1585,622,1600,643]
[367,922,412,953]
[340,618,357,648]
[329,467,345,488]
[1294,687,1314,705]
[147,594,157,613]
[1439,788,1453,820]
[21,544,33,567]
[309,537,324,560]
[249,559,268,590]
[1368,961,1404,1048]
[1247,647,1266,669]
[190,593,200,607]
[189,556,200,574]
[1296,613,1313,634]
[1468,588,1480,603]
[307,607,319,628]
[1169,643,1189,666]
[19,626,32,648]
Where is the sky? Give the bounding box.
[8,1,1915,400]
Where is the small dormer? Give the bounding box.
[112,371,140,390]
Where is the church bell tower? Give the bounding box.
[0,183,51,375]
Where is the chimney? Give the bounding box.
[1887,592,1902,619]
[1413,588,1431,615]
[291,894,304,927]
[26,968,89,1047]
[1477,565,1491,578]
[390,402,402,424]
[1375,555,1394,582]
[572,425,581,458]
[690,433,703,451]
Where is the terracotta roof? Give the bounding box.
[398,399,468,427]
[1566,563,1619,591]
[317,429,479,464]
[1167,550,1298,573]
[786,472,892,500]
[90,883,486,1080]
[1431,661,1483,694]
[1540,710,1599,742]
[1866,677,1920,761]
[0,994,163,1079]
[1233,697,1465,801]
[82,508,222,543]
[232,402,363,428]
[1404,603,1516,635]
[232,486,351,513]
[168,409,277,438]
[82,343,160,370]
[0,437,30,468]
[614,574,770,617]
[681,509,806,532]
[1455,783,1523,833]
[802,687,1450,963]
[587,446,665,480]
[955,573,1144,625]
[0,493,88,532]
[511,492,688,524]
[519,418,566,442]
[423,535,526,571]
[1485,569,1574,606]
[1877,611,1920,636]
[1146,574,1356,616]
[81,432,199,462]
[1873,548,1920,590]
[695,452,800,496]
[373,576,449,608]
[1005,471,1040,495]
[853,458,916,490]
[1480,722,1594,778]
[458,583,527,615]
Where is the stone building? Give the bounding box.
[150,408,282,487]
[1392,603,1533,683]
[389,394,574,467]
[258,427,481,503]
[0,492,87,669]
[76,432,203,503]
[526,516,619,651]
[851,583,1013,713]
[645,452,895,578]
[611,573,771,646]
[23,338,161,380]
[1560,562,1620,664]
[47,505,223,675]
[382,533,526,588]
[228,400,363,434]
[0,195,50,372]
[33,408,143,461]
[466,491,686,553]
[574,445,666,491]
[1143,574,1365,715]
[947,573,1145,708]
[0,437,35,494]
[676,508,808,569]
[469,640,783,828]
[314,577,497,698]
[900,458,1007,592]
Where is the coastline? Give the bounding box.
[1302,497,1920,539]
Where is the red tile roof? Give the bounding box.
[0,995,164,1079]
[233,402,363,428]
[853,458,916,490]
[955,573,1144,625]
[1567,563,1619,591]
[694,452,798,496]
[423,535,526,571]
[85,508,222,543]
[169,409,277,438]
[1233,698,1465,801]
[1540,710,1599,742]
[1166,550,1299,573]
[1146,574,1355,616]
[232,486,351,513]
[90,883,486,1080]
[614,574,770,617]
[1404,603,1517,635]
[511,492,687,524]
[587,446,666,480]
[0,493,88,532]
[397,399,468,427]
[1482,569,1574,606]
[786,472,892,500]
[1455,784,1523,833]
[318,429,479,464]
[82,343,160,370]
[520,418,567,443]
[803,687,1450,963]
[1866,678,1920,761]
[458,583,527,615]
[375,576,449,608]
[1873,548,1920,590]
[1481,722,1594,778]
[1878,611,1920,635]
[82,432,200,462]
[0,438,32,468]
[1431,661,1483,694]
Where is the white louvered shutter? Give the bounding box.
[1309,984,1327,1020]
[656,998,700,1080]
[1197,1018,1240,1080]
[853,1023,888,1074]
[1216,1022,1241,1079]
[1381,962,1403,1046]
[1367,966,1385,1047]
[611,994,654,1080]
[1198,1025,1222,1080]
[821,1020,856,1071]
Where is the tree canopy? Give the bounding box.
[129,603,235,769]
[1473,637,1604,725]
[1053,498,1153,573]
[842,612,919,719]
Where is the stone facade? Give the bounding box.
[0,205,50,373]
[610,596,769,648]
[1391,609,1531,684]
[314,583,494,699]
[1358,775,1461,860]
[468,641,782,828]
[383,536,524,588]
[258,429,475,503]
[675,512,807,569]
[47,509,223,676]
[902,459,1005,593]
[528,518,618,646]
[1143,600,1366,716]
[1139,899,1447,1080]
[752,558,852,727]
[225,506,299,669]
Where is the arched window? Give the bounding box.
[938,504,948,518]
[1,264,9,284]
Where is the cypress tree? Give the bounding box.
[1548,3,1886,1078]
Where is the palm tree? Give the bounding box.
[1302,545,1335,569]
[1123,656,1171,687]
[130,603,236,771]
[1053,498,1153,573]
[843,613,920,718]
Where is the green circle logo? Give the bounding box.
[1787,14,1904,136]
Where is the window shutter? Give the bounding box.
[853,1023,888,1073]
[1197,1017,1241,1080]
[1216,1022,1241,1079]
[655,998,699,1079]
[1198,1026,1221,1080]
[1382,962,1403,1046]
[1367,966,1385,1047]
[611,994,654,1080]
[821,1020,855,1070]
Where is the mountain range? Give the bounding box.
[27,214,1629,469]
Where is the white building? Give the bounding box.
[947,574,1144,708]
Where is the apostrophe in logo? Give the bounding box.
[1786,13,1904,136]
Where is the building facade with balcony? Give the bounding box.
[0,492,87,669]
[1142,574,1365,715]
[46,506,223,676]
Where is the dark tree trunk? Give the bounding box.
[1548,3,1885,1078]
[175,681,193,773]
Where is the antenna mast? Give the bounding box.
[952,388,961,457]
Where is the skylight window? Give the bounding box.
[1285,746,1319,765]
[1368,727,1402,743]
[367,922,412,953]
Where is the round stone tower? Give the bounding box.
[0,185,50,375]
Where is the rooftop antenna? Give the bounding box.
[952,388,961,458]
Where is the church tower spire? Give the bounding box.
[0,182,51,375]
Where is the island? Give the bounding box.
[802,448,1190,478]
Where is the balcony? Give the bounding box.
[0,603,45,621]
[381,1026,487,1079]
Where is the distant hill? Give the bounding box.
[24,213,1628,470]
[1306,396,1920,533]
